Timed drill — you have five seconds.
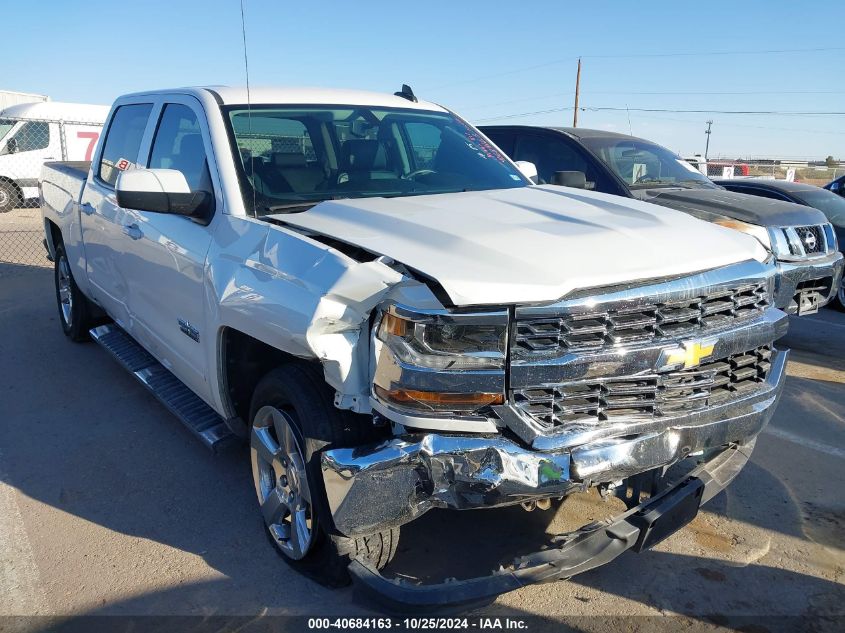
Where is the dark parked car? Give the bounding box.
[480,125,843,315]
[713,178,845,310]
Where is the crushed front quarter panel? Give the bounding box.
[209,217,417,413]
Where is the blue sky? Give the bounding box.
[3,0,843,159]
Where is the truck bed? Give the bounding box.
[41,160,90,210]
[43,160,91,181]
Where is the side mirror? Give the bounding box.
[6,138,17,154]
[514,160,539,184]
[116,168,211,218]
[551,170,587,189]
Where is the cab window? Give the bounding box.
[98,104,153,186]
[148,104,213,194]
[0,121,50,155]
[513,133,613,191]
[514,135,589,186]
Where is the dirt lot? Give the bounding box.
[1,211,843,631]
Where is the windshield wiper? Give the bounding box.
[264,202,320,214]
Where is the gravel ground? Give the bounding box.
[0,224,843,631]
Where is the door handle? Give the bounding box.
[80,202,95,215]
[122,223,143,240]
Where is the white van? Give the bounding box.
[0,101,109,212]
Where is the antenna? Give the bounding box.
[239,0,257,217]
[394,84,418,103]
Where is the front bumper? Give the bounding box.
[321,348,787,538]
[774,251,843,314]
[349,436,758,609]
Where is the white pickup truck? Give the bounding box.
[41,86,789,607]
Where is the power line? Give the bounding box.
[587,107,845,116]
[427,46,845,91]
[626,112,845,137]
[457,89,845,113]
[475,107,574,122]
[475,106,845,122]
[582,46,845,59]
[472,107,845,137]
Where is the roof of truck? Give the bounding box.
[0,101,110,122]
[122,86,448,112]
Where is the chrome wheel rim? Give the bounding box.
[251,405,314,560]
[0,188,9,208]
[57,255,73,326]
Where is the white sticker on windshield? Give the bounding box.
[633,163,648,181]
[676,158,701,174]
[510,174,521,181]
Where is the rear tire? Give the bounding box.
[54,243,94,342]
[249,363,399,587]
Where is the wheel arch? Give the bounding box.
[44,218,62,259]
[218,326,313,436]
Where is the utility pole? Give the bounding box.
[573,58,582,127]
[704,120,713,160]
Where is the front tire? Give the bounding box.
[249,363,399,586]
[54,244,94,341]
[0,181,20,213]
[835,283,845,312]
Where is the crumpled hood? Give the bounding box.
[273,185,768,306]
[638,187,828,227]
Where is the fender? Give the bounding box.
[208,216,410,414]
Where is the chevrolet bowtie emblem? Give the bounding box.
[658,338,717,371]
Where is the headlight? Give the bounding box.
[714,218,773,251]
[823,223,838,251]
[376,309,507,371]
[713,217,802,259]
[372,306,507,414]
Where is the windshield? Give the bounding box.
[579,137,715,190]
[0,118,16,143]
[224,105,528,214]
[794,188,845,226]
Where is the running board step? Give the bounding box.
[89,324,237,452]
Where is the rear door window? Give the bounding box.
[98,104,153,186]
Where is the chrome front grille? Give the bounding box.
[794,225,825,255]
[512,346,772,429]
[515,282,769,355]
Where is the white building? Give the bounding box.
[0,90,49,110]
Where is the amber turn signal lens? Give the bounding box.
[382,312,408,336]
[375,385,504,408]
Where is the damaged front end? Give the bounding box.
[347,439,755,609]
[317,259,788,605]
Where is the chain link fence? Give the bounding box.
[705,160,844,185]
[0,206,49,268]
[0,115,104,212]
[1,113,104,268]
